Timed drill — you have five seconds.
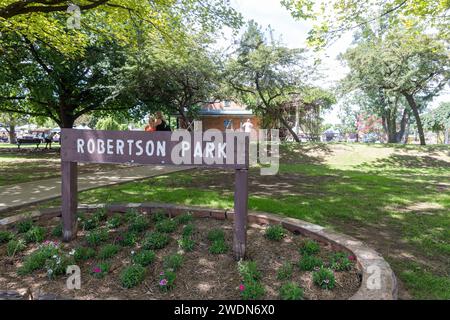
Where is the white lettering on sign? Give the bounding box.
[107,139,114,155]
[146,141,154,156]
[77,139,85,153]
[136,140,143,156]
[117,139,124,155]
[157,141,166,157]
[87,139,95,154]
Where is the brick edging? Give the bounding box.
[0,202,397,300]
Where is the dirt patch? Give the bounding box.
[0,211,361,300]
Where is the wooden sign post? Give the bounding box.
[61,129,250,259]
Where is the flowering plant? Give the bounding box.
[158,270,176,292]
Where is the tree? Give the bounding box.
[121,38,222,126]
[225,21,312,142]
[0,32,130,128]
[0,112,26,143]
[340,24,450,145]
[0,0,243,55]
[282,0,450,47]
[422,102,450,144]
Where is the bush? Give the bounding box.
[132,250,156,267]
[91,262,110,279]
[313,267,336,290]
[279,282,304,300]
[0,231,14,244]
[207,229,225,242]
[240,280,265,300]
[128,215,150,233]
[175,213,193,225]
[51,224,63,237]
[7,239,26,257]
[45,254,73,279]
[329,252,352,271]
[92,208,107,222]
[159,270,176,292]
[106,214,122,229]
[151,211,167,222]
[116,231,138,247]
[143,232,169,250]
[178,237,195,252]
[24,226,46,243]
[124,209,139,222]
[238,260,261,282]
[265,225,286,241]
[98,244,120,260]
[86,229,109,246]
[17,219,33,233]
[155,219,178,233]
[18,243,59,275]
[182,224,195,237]
[73,247,96,262]
[277,262,294,281]
[120,265,146,288]
[163,253,184,271]
[299,240,320,256]
[298,255,323,271]
[209,239,228,254]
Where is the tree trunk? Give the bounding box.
[403,93,426,146]
[445,128,449,145]
[396,108,409,143]
[8,123,16,144]
[279,115,301,143]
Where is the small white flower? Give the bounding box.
[69,249,76,256]
[131,251,135,255]
[52,255,58,259]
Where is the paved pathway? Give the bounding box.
[0,165,194,213]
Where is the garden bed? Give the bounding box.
[0,206,363,300]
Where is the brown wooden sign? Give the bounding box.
[60,129,250,259]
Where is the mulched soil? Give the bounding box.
[0,211,361,300]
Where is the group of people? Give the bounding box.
[144,112,171,132]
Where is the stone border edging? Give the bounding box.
[0,202,397,300]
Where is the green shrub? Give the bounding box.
[163,253,184,271]
[151,211,167,222]
[175,213,193,225]
[73,247,96,262]
[132,250,156,267]
[79,213,99,231]
[51,224,63,237]
[116,231,138,247]
[209,239,228,254]
[155,219,178,233]
[182,223,195,237]
[277,262,294,280]
[120,265,146,288]
[106,214,122,229]
[240,280,265,300]
[313,267,336,290]
[178,237,195,252]
[86,229,109,246]
[124,209,139,222]
[24,226,46,243]
[0,231,14,244]
[7,239,26,257]
[98,244,120,260]
[45,254,73,279]
[330,252,352,271]
[238,260,261,282]
[143,232,169,250]
[18,243,59,275]
[91,262,110,279]
[299,240,320,256]
[92,208,107,222]
[17,219,33,233]
[207,229,225,242]
[298,255,323,271]
[279,282,304,300]
[128,215,150,233]
[265,225,286,241]
[159,269,176,292]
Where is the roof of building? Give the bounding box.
[199,109,254,116]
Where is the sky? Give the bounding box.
[218,0,449,125]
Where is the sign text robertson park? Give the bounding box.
[60,129,250,259]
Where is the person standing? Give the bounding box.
[242,119,254,133]
[145,117,156,132]
[155,112,171,131]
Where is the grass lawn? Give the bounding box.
[0,147,125,186]
[3,143,450,299]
